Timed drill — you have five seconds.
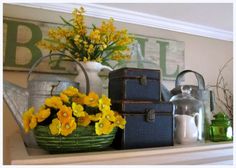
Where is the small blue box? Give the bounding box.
[109,68,161,101]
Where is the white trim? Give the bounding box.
[17,3,232,41]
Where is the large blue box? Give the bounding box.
[111,101,174,149]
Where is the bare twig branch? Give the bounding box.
[210,58,233,119]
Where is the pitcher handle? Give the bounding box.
[27,53,90,94]
[98,65,113,77]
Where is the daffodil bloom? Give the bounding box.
[62,86,79,97]
[89,113,102,121]
[114,115,126,129]
[102,109,116,122]
[22,107,37,133]
[60,93,69,103]
[61,117,77,136]
[95,118,114,135]
[71,96,84,105]
[83,92,99,107]
[36,108,51,122]
[45,96,63,109]
[77,112,91,127]
[49,118,61,135]
[57,105,72,124]
[98,95,111,112]
[72,102,85,117]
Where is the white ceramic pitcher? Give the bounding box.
[75,61,112,96]
[175,114,199,144]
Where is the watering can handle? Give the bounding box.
[175,70,205,90]
[27,53,90,94]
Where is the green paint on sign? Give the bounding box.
[134,37,148,57]
[156,40,179,78]
[4,20,43,68]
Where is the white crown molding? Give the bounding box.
[17,3,232,41]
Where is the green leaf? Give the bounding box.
[60,16,76,29]
[102,50,114,59]
[101,60,112,68]
[92,24,97,29]
[112,60,126,69]
[105,45,127,51]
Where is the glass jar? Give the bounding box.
[170,86,205,144]
[209,112,233,142]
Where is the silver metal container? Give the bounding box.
[28,74,79,112]
[3,54,90,147]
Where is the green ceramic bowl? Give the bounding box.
[34,125,117,154]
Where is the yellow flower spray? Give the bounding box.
[38,7,133,68]
[22,86,126,136]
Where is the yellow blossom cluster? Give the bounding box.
[38,7,133,66]
[22,86,126,136]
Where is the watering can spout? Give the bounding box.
[3,80,29,130]
[3,80,38,147]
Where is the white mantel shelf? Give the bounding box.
[9,132,233,165]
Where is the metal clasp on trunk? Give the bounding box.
[140,75,147,86]
[146,109,156,123]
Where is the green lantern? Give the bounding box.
[209,112,233,142]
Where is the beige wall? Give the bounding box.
[3,4,233,164]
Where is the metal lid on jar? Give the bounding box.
[211,112,231,125]
[170,86,196,101]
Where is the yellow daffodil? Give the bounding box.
[77,112,91,127]
[57,105,72,124]
[72,102,85,117]
[102,109,116,122]
[89,113,102,121]
[61,117,77,136]
[22,107,37,133]
[114,115,126,129]
[49,118,61,135]
[95,118,114,135]
[98,95,111,112]
[36,108,51,122]
[72,96,84,105]
[45,96,63,109]
[60,93,69,103]
[62,86,79,97]
[83,92,99,107]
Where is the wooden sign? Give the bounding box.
[3,17,185,80]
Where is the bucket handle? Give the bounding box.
[27,53,90,95]
[175,70,205,90]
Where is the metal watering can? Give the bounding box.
[170,70,215,139]
[3,54,90,147]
